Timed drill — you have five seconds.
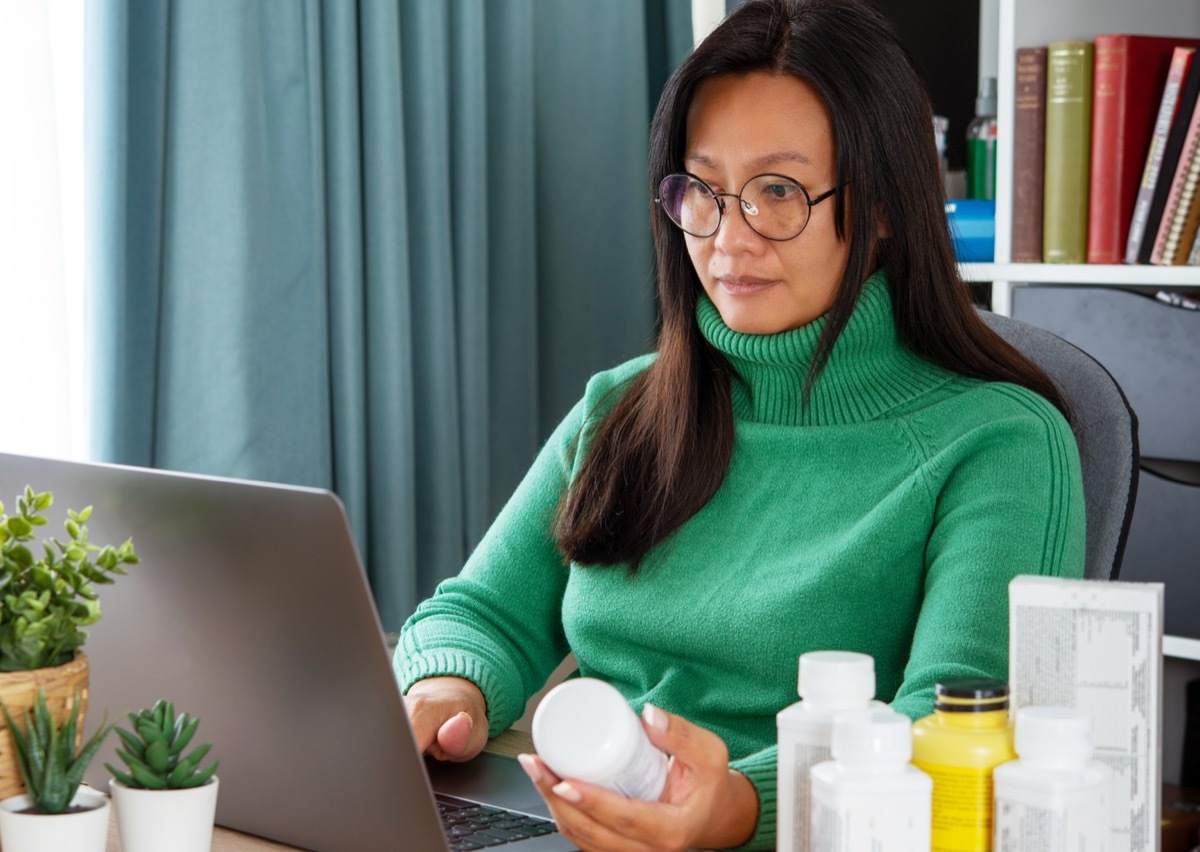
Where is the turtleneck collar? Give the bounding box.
[696,271,952,426]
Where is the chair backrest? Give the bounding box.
[979,309,1139,580]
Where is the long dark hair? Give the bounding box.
[555,0,1067,570]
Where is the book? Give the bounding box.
[1009,575,1163,852]
[1087,35,1200,264]
[1042,41,1093,264]
[1151,101,1200,264]
[1011,47,1047,263]
[1126,46,1200,263]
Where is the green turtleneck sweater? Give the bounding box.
[396,272,1085,850]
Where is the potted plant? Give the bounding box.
[0,688,111,852]
[107,699,220,852]
[0,486,138,799]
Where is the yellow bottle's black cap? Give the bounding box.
[934,677,1009,712]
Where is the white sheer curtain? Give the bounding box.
[0,0,87,461]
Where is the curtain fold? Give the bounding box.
[86,0,692,630]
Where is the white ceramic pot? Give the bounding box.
[0,786,110,852]
[110,775,219,852]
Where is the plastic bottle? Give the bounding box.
[530,677,667,801]
[992,707,1112,851]
[810,708,932,852]
[966,77,998,200]
[933,114,950,178]
[776,651,884,852]
[910,678,1015,852]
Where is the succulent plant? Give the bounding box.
[0,688,110,814]
[0,486,139,671]
[106,699,218,789]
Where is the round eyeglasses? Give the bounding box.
[655,172,839,241]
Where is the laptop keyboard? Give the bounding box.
[436,793,561,849]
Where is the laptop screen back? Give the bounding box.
[0,452,447,852]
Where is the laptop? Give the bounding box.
[0,451,577,851]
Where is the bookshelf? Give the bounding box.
[974,0,1200,663]
[979,0,1200,316]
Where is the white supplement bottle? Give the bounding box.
[776,650,881,852]
[992,707,1112,851]
[530,677,668,801]
[809,708,932,852]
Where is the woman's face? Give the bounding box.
[682,71,851,334]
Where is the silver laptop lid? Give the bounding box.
[0,452,447,852]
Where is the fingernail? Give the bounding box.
[553,781,582,803]
[518,753,543,783]
[457,711,473,728]
[643,703,667,733]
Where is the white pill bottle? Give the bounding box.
[776,651,881,852]
[531,677,668,801]
[992,707,1112,851]
[809,708,933,852]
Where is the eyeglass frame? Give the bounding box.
[654,171,841,242]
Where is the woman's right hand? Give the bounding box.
[403,675,490,762]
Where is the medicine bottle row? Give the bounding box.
[777,651,1113,852]
[526,654,1112,852]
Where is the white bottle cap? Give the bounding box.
[830,708,912,767]
[531,678,641,782]
[798,651,875,704]
[1013,707,1093,765]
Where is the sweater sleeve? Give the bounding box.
[728,746,778,851]
[890,384,1086,720]
[394,396,586,735]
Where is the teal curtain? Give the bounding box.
[85,0,692,630]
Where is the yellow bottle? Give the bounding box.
[910,678,1015,852]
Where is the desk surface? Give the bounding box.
[106,821,298,852]
[102,730,535,851]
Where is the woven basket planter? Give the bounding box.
[0,651,90,800]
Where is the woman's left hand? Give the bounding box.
[517,704,759,851]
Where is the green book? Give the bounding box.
[1043,40,1093,263]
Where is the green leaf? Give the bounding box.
[5,517,31,538]
[177,760,219,788]
[129,761,167,789]
[145,738,170,773]
[172,715,199,754]
[136,718,166,744]
[1,703,36,797]
[7,545,33,569]
[114,746,143,768]
[113,725,142,752]
[180,741,212,769]
[64,713,109,794]
[105,763,136,788]
[65,520,80,540]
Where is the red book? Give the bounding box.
[1087,35,1200,264]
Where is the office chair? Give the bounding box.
[979,309,1139,581]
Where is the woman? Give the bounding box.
[397,0,1085,848]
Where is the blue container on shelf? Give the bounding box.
[945,199,995,262]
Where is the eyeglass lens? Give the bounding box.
[658,174,814,240]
